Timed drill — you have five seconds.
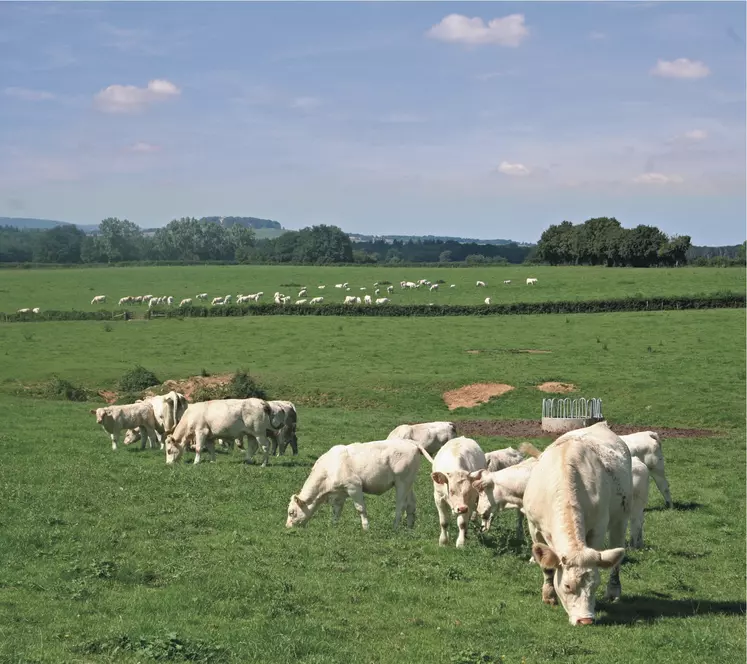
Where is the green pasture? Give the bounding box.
[0,264,743,312]
[0,308,744,663]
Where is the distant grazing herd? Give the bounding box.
[90,391,672,626]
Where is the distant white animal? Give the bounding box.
[360,287,367,291]
[211,297,224,306]
[375,298,390,305]
[374,289,380,295]
[335,284,343,289]
[619,431,672,507]
[504,280,511,284]
[298,289,307,297]
[17,308,30,313]
[364,295,372,305]
[179,298,192,307]
[526,278,538,285]
[295,299,307,305]
[450,284,456,288]
[196,293,208,300]
[344,296,357,304]
[386,421,457,456]
[476,281,486,288]
[166,296,174,306]
[148,297,159,308]
[118,296,131,306]
[355,296,361,304]
[309,297,324,304]
[386,286,394,294]
[484,297,491,305]
[32,307,40,314]
[91,295,107,305]
[318,285,326,289]
[429,284,439,291]
[485,446,526,472]
[285,439,428,530]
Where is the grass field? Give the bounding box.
[0,264,743,312]
[0,307,744,663]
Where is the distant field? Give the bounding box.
[0,264,743,312]
[0,309,744,662]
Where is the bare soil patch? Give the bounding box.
[456,419,717,439]
[443,383,515,410]
[155,374,233,401]
[537,382,577,394]
[98,390,118,404]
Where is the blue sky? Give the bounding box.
[0,1,744,244]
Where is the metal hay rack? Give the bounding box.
[541,397,604,434]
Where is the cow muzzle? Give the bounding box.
[455,505,468,514]
[574,617,594,626]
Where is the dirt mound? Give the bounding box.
[156,374,232,401]
[457,419,717,439]
[443,383,515,410]
[98,390,118,404]
[537,382,577,394]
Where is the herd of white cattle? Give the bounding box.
[91,394,670,626]
[83,276,540,309]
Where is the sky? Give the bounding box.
[0,1,745,244]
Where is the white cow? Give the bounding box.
[309,297,324,304]
[17,308,30,313]
[298,289,307,298]
[475,443,542,536]
[426,437,487,548]
[374,289,380,295]
[32,307,40,314]
[375,298,390,305]
[166,296,174,306]
[619,431,672,507]
[429,284,439,291]
[526,278,538,285]
[386,286,394,294]
[165,398,279,466]
[450,284,456,288]
[123,391,190,449]
[484,297,491,305]
[179,298,192,307]
[476,281,486,288]
[295,299,307,305]
[211,297,224,306]
[504,280,511,284]
[267,400,299,456]
[91,402,160,451]
[196,293,208,300]
[118,297,131,306]
[364,295,372,305]
[91,295,106,305]
[629,457,650,549]
[523,421,631,626]
[334,284,343,289]
[286,439,427,531]
[485,446,526,472]
[318,285,326,289]
[344,295,357,304]
[386,421,457,456]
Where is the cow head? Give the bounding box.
[90,408,108,426]
[432,469,485,515]
[123,428,141,446]
[472,475,504,532]
[286,494,312,528]
[164,435,185,464]
[532,543,626,625]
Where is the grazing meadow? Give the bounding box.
[0,300,744,663]
[0,264,743,312]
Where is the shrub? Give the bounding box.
[191,384,224,403]
[225,369,267,400]
[42,377,89,402]
[113,392,144,405]
[118,366,160,393]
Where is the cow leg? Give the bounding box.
[256,435,272,467]
[145,427,159,450]
[194,432,207,465]
[208,438,216,463]
[456,511,470,548]
[405,488,417,529]
[347,487,369,531]
[392,481,408,529]
[110,428,119,451]
[652,467,673,508]
[243,437,259,464]
[434,494,450,546]
[603,519,627,601]
[629,508,644,549]
[515,509,525,542]
[330,493,346,523]
[269,435,278,457]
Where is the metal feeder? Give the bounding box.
[541,397,603,435]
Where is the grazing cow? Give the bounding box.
[309,297,324,304]
[196,293,208,300]
[298,289,307,298]
[355,296,361,304]
[295,299,307,305]
[426,437,487,548]
[374,289,380,295]
[166,296,174,306]
[485,446,526,472]
[118,297,131,306]
[335,284,343,289]
[364,295,372,305]
[360,287,367,291]
[122,390,189,449]
[375,298,390,305]
[91,402,160,451]
[164,398,279,466]
[429,283,439,291]
[91,295,106,305]
[344,295,357,304]
[629,458,649,549]
[475,443,542,536]
[476,281,486,287]
[619,431,672,507]
[386,421,457,456]
[504,280,511,284]
[267,400,299,456]
[318,285,326,289]
[523,421,631,626]
[386,286,394,294]
[526,278,538,285]
[286,439,427,530]
[17,308,31,313]
[179,298,192,307]
[484,297,491,305]
[32,307,40,314]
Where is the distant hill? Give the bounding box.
[687,244,743,259]
[349,233,533,246]
[0,216,99,233]
[199,216,282,231]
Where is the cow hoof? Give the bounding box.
[604,586,621,601]
[542,585,557,605]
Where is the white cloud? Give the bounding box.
[682,129,708,141]
[650,58,710,79]
[290,96,321,110]
[633,172,684,184]
[427,14,529,47]
[497,161,531,176]
[589,31,607,40]
[128,142,160,153]
[4,86,55,101]
[94,79,181,114]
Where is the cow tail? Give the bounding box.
[416,444,435,465]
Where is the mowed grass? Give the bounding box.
[0,309,744,663]
[0,264,743,312]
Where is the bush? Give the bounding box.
[118,366,160,393]
[113,392,144,405]
[190,370,267,403]
[42,377,89,402]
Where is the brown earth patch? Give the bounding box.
[537,382,577,394]
[443,383,515,410]
[154,374,233,401]
[98,390,118,404]
[456,419,717,439]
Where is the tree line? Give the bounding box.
[0,215,743,267]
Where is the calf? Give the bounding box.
[164,398,278,465]
[485,446,525,472]
[523,421,631,625]
[619,431,672,507]
[91,295,106,305]
[267,400,299,456]
[386,421,457,456]
[629,457,650,549]
[286,439,426,530]
[526,278,538,285]
[427,436,487,548]
[476,281,486,287]
[91,402,159,451]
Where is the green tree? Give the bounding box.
[96,217,144,262]
[292,225,353,264]
[619,225,668,267]
[32,225,85,263]
[439,250,452,263]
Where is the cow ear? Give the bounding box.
[468,469,485,481]
[532,543,560,569]
[431,472,447,485]
[472,475,491,492]
[597,547,626,569]
[293,495,307,508]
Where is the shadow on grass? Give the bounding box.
[597,595,746,625]
[646,501,703,513]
